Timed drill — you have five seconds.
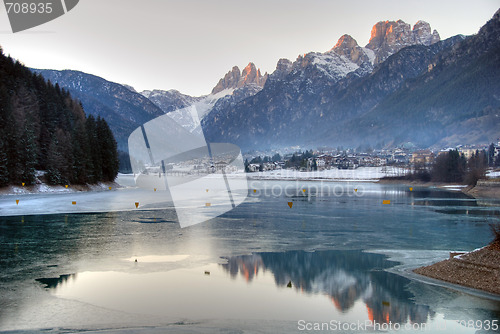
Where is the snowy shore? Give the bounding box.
[247,166,407,182]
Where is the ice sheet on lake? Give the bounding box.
[127,102,250,227]
[249,166,407,181]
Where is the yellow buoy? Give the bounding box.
[72,201,76,205]
[383,200,391,205]
[288,202,293,208]
[135,202,139,208]
[16,199,19,205]
[205,203,211,207]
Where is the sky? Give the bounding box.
[0,0,498,96]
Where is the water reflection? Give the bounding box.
[220,250,435,325]
[36,273,76,289]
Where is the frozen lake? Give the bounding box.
[0,180,499,333]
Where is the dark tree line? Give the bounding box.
[244,153,283,172]
[284,150,314,169]
[427,149,488,185]
[381,147,495,185]
[0,47,119,186]
[405,149,489,185]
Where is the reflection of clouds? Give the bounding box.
[311,269,357,294]
[220,250,435,324]
[311,269,360,311]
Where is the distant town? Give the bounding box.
[244,139,500,174]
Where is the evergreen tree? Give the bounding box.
[0,136,9,186]
[465,150,487,186]
[20,122,37,185]
[85,115,101,182]
[0,49,119,187]
[244,158,249,173]
[71,121,90,184]
[46,132,70,185]
[488,143,496,167]
[432,150,466,183]
[96,116,119,182]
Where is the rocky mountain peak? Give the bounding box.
[413,21,440,45]
[269,58,293,81]
[276,58,293,72]
[331,34,371,66]
[211,66,241,94]
[212,62,267,94]
[366,19,440,65]
[333,34,358,50]
[239,62,267,88]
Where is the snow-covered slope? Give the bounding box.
[141,89,203,114]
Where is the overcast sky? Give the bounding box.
[0,0,498,96]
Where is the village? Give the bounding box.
[245,140,500,172]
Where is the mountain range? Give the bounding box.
[33,9,500,152]
[203,11,500,150]
[34,61,269,150]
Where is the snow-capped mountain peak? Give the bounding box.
[331,34,372,66]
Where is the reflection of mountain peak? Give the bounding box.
[36,273,75,289]
[222,254,265,282]
[220,250,434,324]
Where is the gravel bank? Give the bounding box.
[413,242,500,295]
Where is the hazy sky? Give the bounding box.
[0,0,498,96]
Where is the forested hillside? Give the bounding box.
[0,48,119,186]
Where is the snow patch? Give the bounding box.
[487,170,500,178]
[362,47,375,65]
[248,166,405,181]
[312,53,359,79]
[166,88,235,132]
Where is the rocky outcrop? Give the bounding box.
[202,7,500,152]
[366,20,440,65]
[413,20,440,45]
[211,63,267,94]
[238,63,267,88]
[271,58,293,81]
[331,34,372,66]
[141,89,202,114]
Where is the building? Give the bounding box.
[410,150,434,164]
[459,148,478,159]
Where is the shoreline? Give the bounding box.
[413,243,500,296]
[378,177,500,199]
[376,178,466,189]
[463,181,500,199]
[0,181,121,196]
